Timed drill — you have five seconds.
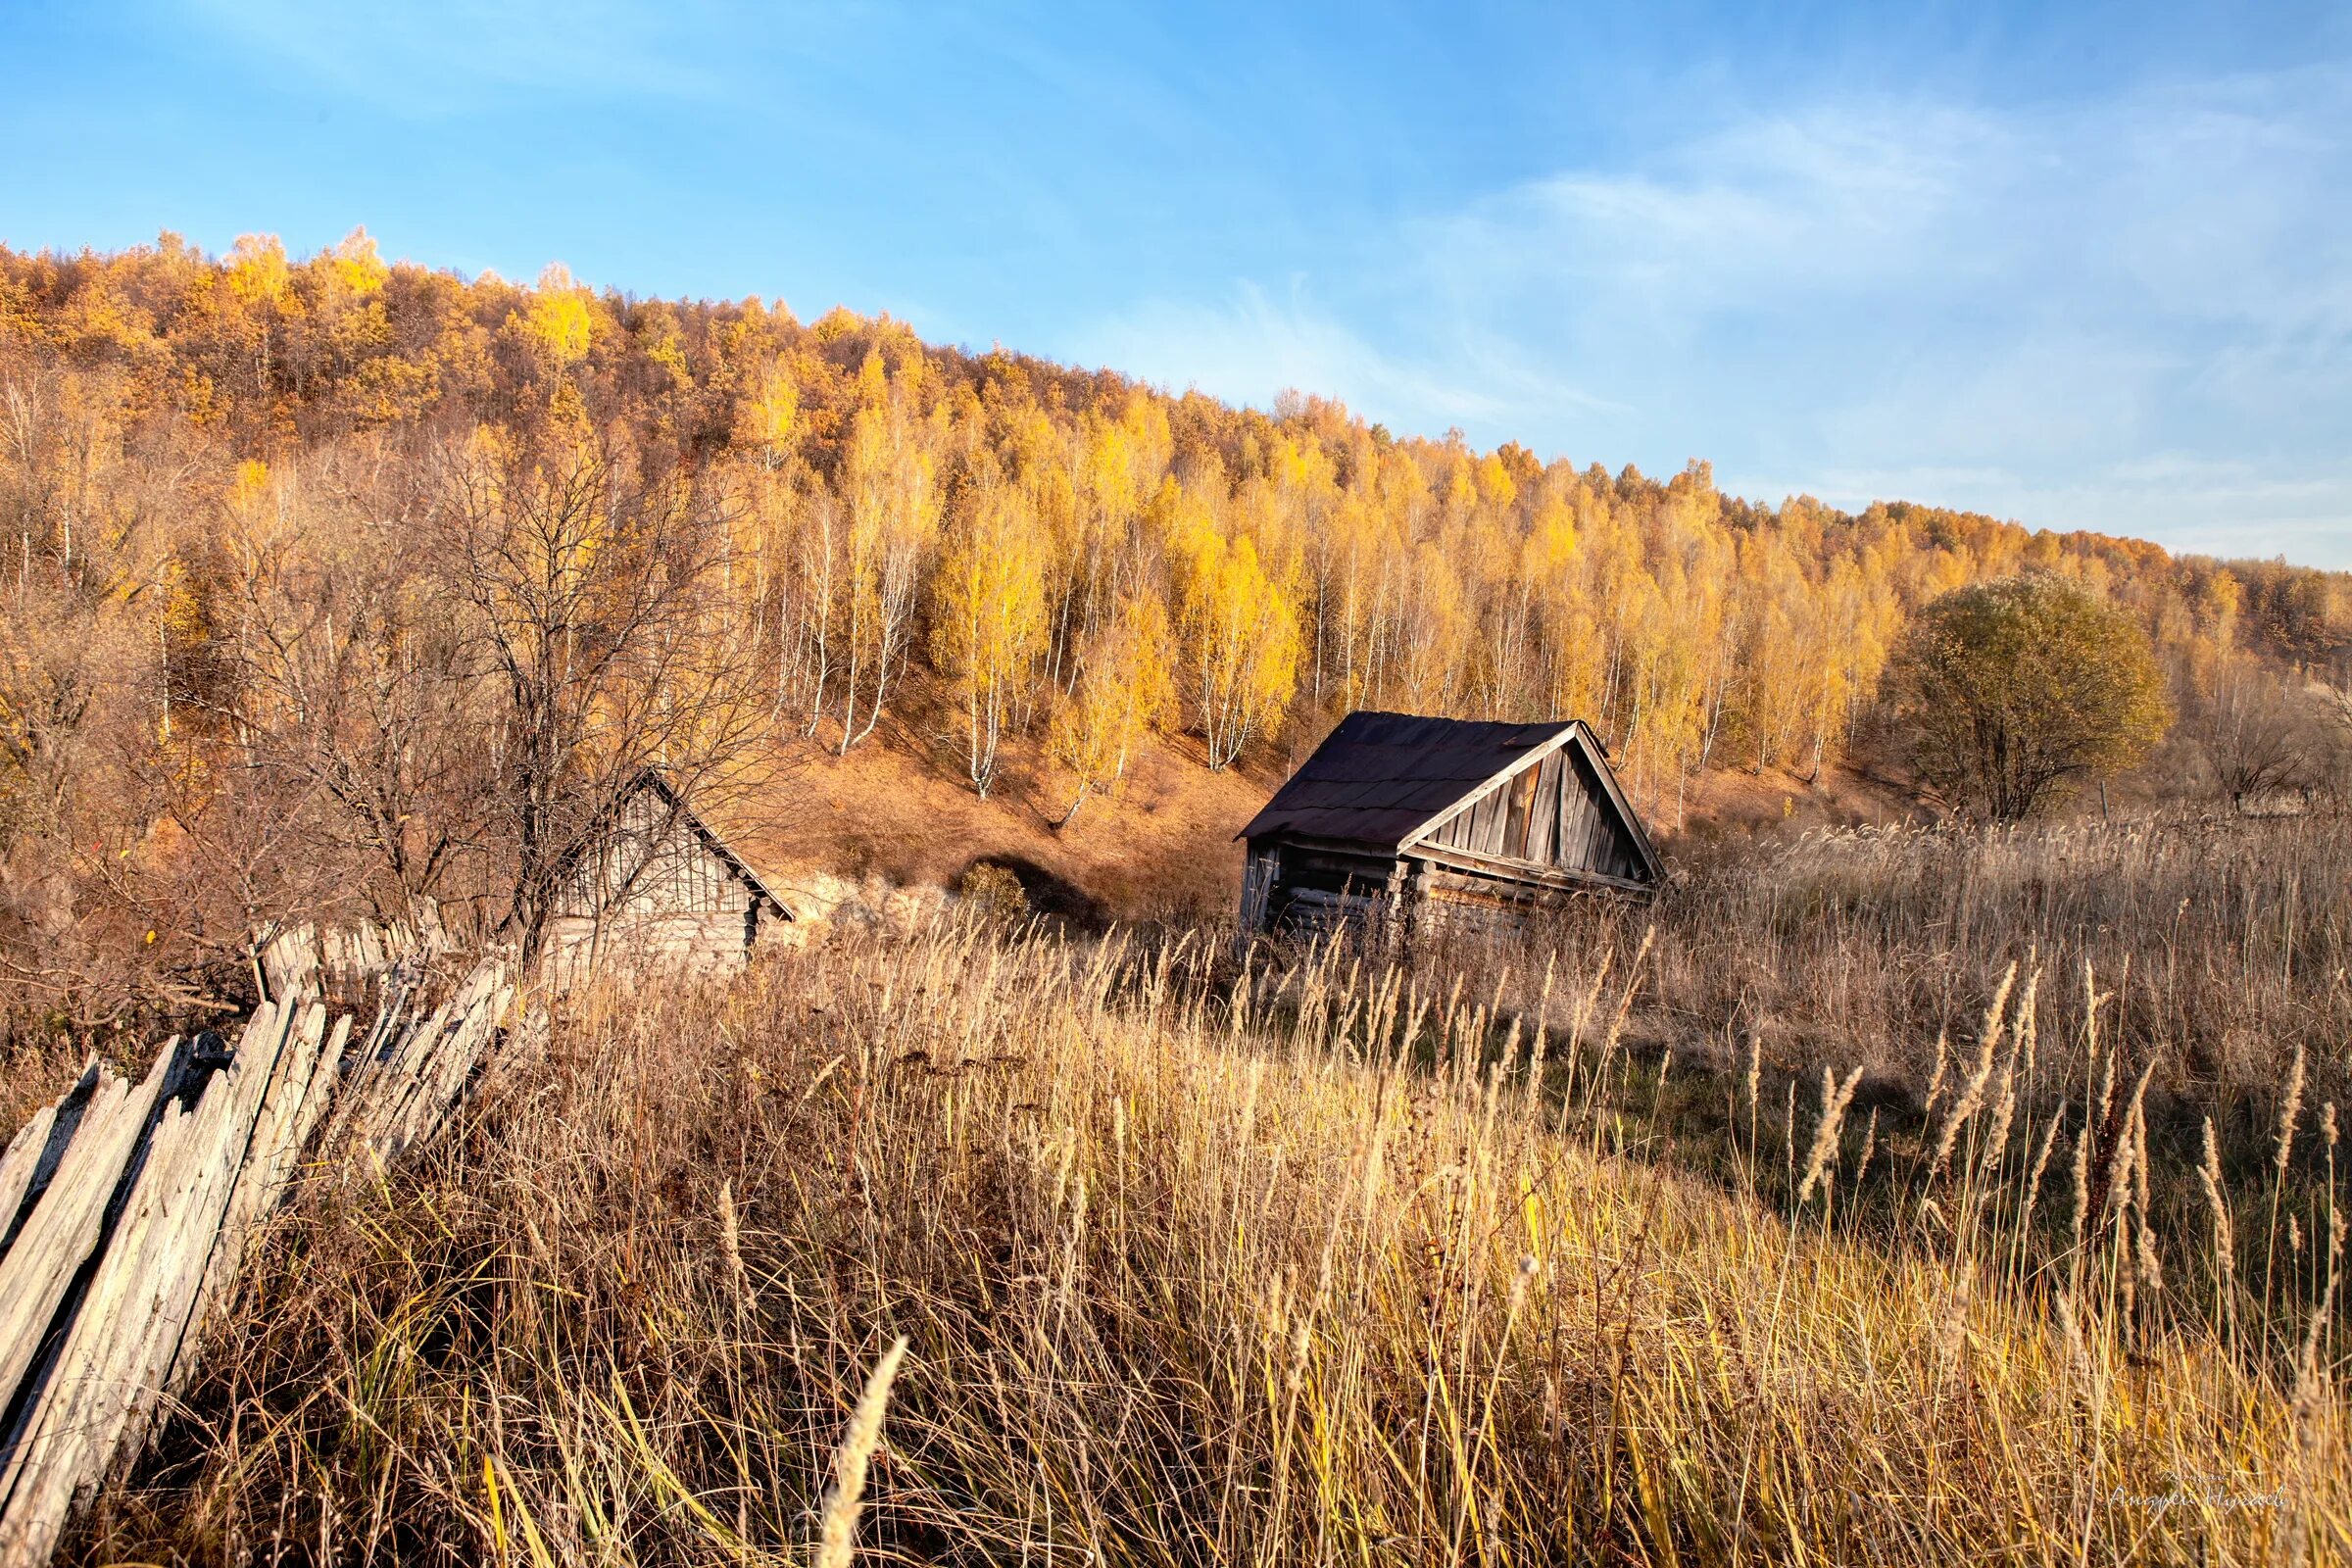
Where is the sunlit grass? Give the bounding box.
[84,914,2346,1566]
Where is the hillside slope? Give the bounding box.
[740,727,1273,924]
[726,722,1925,926]
[3,235,2346,1036]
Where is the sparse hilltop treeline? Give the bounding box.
[3,232,2349,1026]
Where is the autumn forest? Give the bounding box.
[3,230,2349,1028]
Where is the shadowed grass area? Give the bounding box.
[77,907,2345,1566]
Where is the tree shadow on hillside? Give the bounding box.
[954,855,1104,928]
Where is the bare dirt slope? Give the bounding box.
[729,728,1275,925]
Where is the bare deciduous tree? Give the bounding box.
[429,404,776,959]
[232,482,496,928]
[2184,662,2317,814]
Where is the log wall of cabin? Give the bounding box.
[1243,839,1404,935]
[1408,877,1543,940]
[544,909,764,982]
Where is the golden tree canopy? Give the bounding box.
[1886,573,2171,821]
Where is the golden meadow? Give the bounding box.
[72,813,2350,1567]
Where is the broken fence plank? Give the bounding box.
[0,939,514,1566]
[0,1039,177,1444]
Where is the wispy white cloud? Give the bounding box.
[1076,277,1619,431]
[161,0,2352,566]
[179,0,731,115]
[1085,67,2352,564]
[1433,105,2010,318]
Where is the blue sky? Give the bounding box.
[3,1,2348,566]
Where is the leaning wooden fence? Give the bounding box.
[0,929,514,1566]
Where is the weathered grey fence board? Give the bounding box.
[0,1043,174,1427]
[0,1102,65,1256]
[322,959,510,1166]
[0,931,511,1567]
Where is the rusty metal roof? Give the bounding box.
[1237,710,1579,851]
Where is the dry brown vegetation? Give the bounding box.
[8,236,2352,1060]
[5,235,2349,1568]
[63,810,2349,1567]
[750,724,1267,928]
[1638,812,2347,1115]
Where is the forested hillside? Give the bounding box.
[3,232,2348,1025]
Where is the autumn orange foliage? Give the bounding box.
[1,231,2347,1032]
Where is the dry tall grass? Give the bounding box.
[1486,812,2352,1118]
[78,906,2345,1566]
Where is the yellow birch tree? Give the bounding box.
[1047,589,1174,824]
[930,461,1048,799]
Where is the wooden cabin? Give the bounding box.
[545,770,791,975]
[1237,711,1662,938]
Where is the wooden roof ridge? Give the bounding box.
[1393,719,1588,851]
[1235,710,1567,848]
[1396,721,1664,885]
[613,768,795,919]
